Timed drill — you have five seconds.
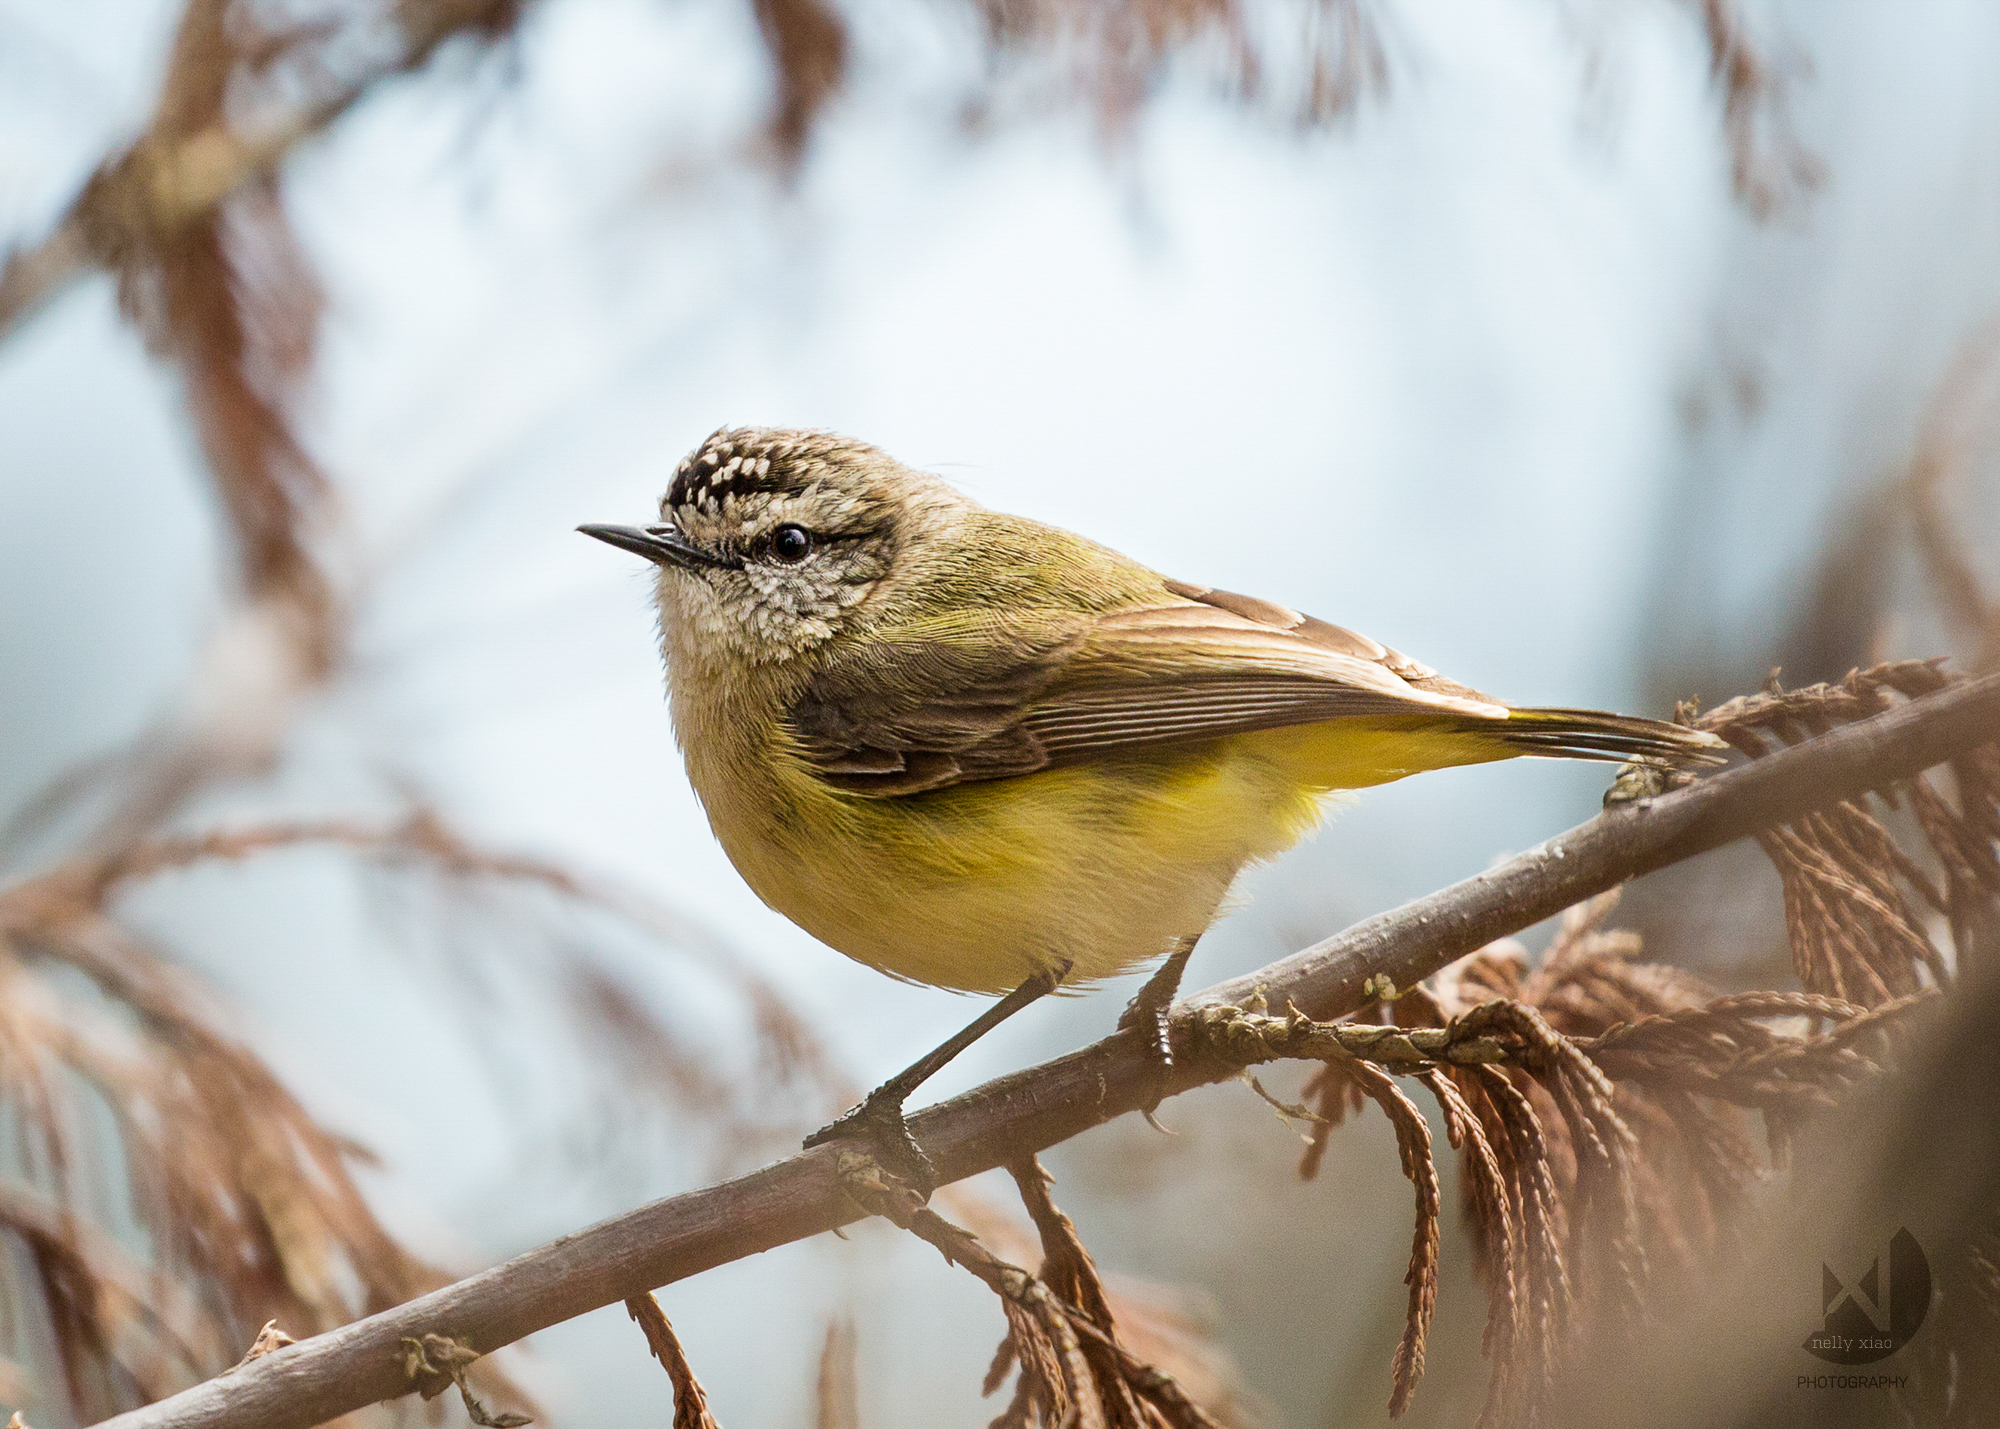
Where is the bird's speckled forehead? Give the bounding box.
[664,427,883,516]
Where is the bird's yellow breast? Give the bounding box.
[691,714,1509,994]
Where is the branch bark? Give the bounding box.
[92,670,2000,1429]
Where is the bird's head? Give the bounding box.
[581,427,971,667]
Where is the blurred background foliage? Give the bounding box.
[0,0,1997,1425]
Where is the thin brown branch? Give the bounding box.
[843,1152,1218,1428]
[836,1152,1102,1427]
[88,668,2000,1429]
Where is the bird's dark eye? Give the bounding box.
[769,523,814,564]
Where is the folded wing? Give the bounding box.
[785,579,1582,797]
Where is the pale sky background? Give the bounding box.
[4,1,2000,1426]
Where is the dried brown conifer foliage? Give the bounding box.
[71,0,535,693]
[92,0,336,679]
[0,844,539,1426]
[1258,664,1996,1425]
[0,0,1814,351]
[1230,908,1935,1426]
[754,0,850,161]
[0,2,858,1384]
[132,822,833,1093]
[625,1295,722,1429]
[1696,661,2000,998]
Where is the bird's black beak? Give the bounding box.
[577,523,734,570]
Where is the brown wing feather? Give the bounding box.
[789,584,1509,797]
[1164,579,1501,703]
[1025,674,1468,764]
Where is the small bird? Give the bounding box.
[582,427,1720,1189]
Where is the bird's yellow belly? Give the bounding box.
[705,720,1489,995]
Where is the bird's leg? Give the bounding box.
[1117,935,1200,1114]
[805,962,1070,1197]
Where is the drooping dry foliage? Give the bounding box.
[0,851,514,1422]
[0,858,534,1425]
[625,1294,722,1429]
[103,817,845,1158]
[1228,662,1998,1425]
[1696,661,2000,998]
[0,0,1812,346]
[753,0,851,163]
[1216,917,1941,1425]
[0,799,866,1423]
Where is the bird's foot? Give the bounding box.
[1117,997,1178,1131]
[805,1087,937,1198]
[1117,984,1176,1067]
[1118,938,1197,1124]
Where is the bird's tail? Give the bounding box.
[1484,706,1727,768]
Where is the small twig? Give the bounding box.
[223,1321,294,1374]
[1188,990,1934,1106]
[838,1150,1223,1428]
[1193,1002,1516,1073]
[398,1333,529,1428]
[1241,1070,1328,1131]
[836,1151,1100,1425]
